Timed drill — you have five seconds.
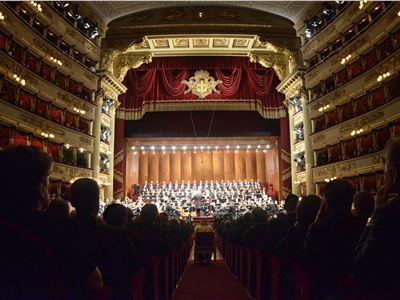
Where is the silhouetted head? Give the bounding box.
[296,195,321,224]
[353,191,374,218]
[0,145,52,213]
[70,178,99,217]
[103,203,129,227]
[284,194,299,213]
[384,138,400,189]
[251,207,267,224]
[140,203,159,224]
[324,179,355,215]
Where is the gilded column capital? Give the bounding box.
[114,53,153,82]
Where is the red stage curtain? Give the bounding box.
[340,101,354,122]
[49,105,63,124]
[354,94,369,116]
[81,86,92,102]
[67,79,81,95]
[24,52,39,73]
[374,126,390,150]
[65,111,77,128]
[40,62,54,81]
[326,109,339,127]
[0,124,10,148]
[313,115,326,133]
[35,98,49,117]
[386,75,400,100]
[358,132,374,156]
[378,38,394,60]
[348,59,364,79]
[78,117,90,134]
[55,70,68,89]
[362,49,378,69]
[119,57,285,119]
[335,68,349,86]
[329,143,342,163]
[30,135,44,150]
[9,40,24,62]
[0,30,7,49]
[13,130,28,145]
[344,138,357,159]
[47,142,60,162]
[18,90,34,111]
[370,86,386,109]
[1,80,18,104]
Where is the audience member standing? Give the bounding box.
[354,138,400,298]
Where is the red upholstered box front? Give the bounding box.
[370,86,386,109]
[348,59,364,79]
[340,101,354,122]
[354,94,369,116]
[362,49,378,69]
[344,138,357,159]
[13,130,28,145]
[18,90,34,111]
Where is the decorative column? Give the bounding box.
[288,105,300,195]
[106,104,118,199]
[301,93,315,194]
[92,91,103,181]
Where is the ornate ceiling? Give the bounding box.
[82,1,315,28]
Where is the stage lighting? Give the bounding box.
[266,145,271,149]
[200,146,204,150]
[90,24,99,39]
[207,146,211,149]
[151,146,155,150]
[194,146,198,150]
[172,146,176,150]
[59,1,69,9]
[226,145,230,149]
[215,146,219,149]
[247,145,251,149]
[310,16,322,28]
[67,5,81,20]
[161,146,166,150]
[236,145,240,149]
[83,18,91,29]
[183,145,187,150]
[257,145,261,149]
[141,146,145,150]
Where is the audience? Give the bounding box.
[354,138,400,298]
[47,199,70,217]
[103,203,130,227]
[352,191,374,225]
[0,145,104,299]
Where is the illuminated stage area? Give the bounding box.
[125,136,282,200]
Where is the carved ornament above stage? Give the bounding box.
[181,70,222,99]
[100,34,298,84]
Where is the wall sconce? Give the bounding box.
[318,104,330,112]
[73,107,85,114]
[41,131,55,138]
[359,0,368,10]
[351,128,364,136]
[49,56,62,66]
[341,54,352,64]
[13,74,25,86]
[0,12,5,21]
[30,1,43,12]
[377,72,390,82]
[78,147,84,153]
[324,176,337,182]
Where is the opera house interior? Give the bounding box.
[0,1,400,300]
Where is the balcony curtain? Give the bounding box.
[374,127,390,150]
[370,86,386,108]
[354,94,369,116]
[24,52,39,73]
[344,138,357,159]
[18,90,34,111]
[119,56,285,120]
[9,40,24,62]
[40,63,54,81]
[78,117,90,134]
[55,71,68,89]
[378,38,394,60]
[35,98,49,117]
[326,109,339,127]
[65,111,77,129]
[335,69,349,86]
[47,142,60,162]
[13,130,28,145]
[314,115,326,133]
[30,135,44,150]
[329,143,342,163]
[1,80,17,104]
[362,49,378,69]
[348,59,364,79]
[358,132,374,156]
[340,101,354,122]
[0,125,10,148]
[0,30,7,49]
[386,75,400,100]
[49,105,63,124]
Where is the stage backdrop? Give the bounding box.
[125,137,281,200]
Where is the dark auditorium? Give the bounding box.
[1,1,400,300]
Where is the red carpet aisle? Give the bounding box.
[172,260,251,300]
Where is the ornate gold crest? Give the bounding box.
[181,70,222,99]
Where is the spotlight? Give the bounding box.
[183,145,187,150]
[59,1,69,9]
[141,146,144,150]
[131,146,136,150]
[83,18,90,29]
[90,23,99,39]
[161,146,166,150]
[172,146,176,150]
[226,145,230,149]
[150,146,155,150]
[236,145,240,149]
